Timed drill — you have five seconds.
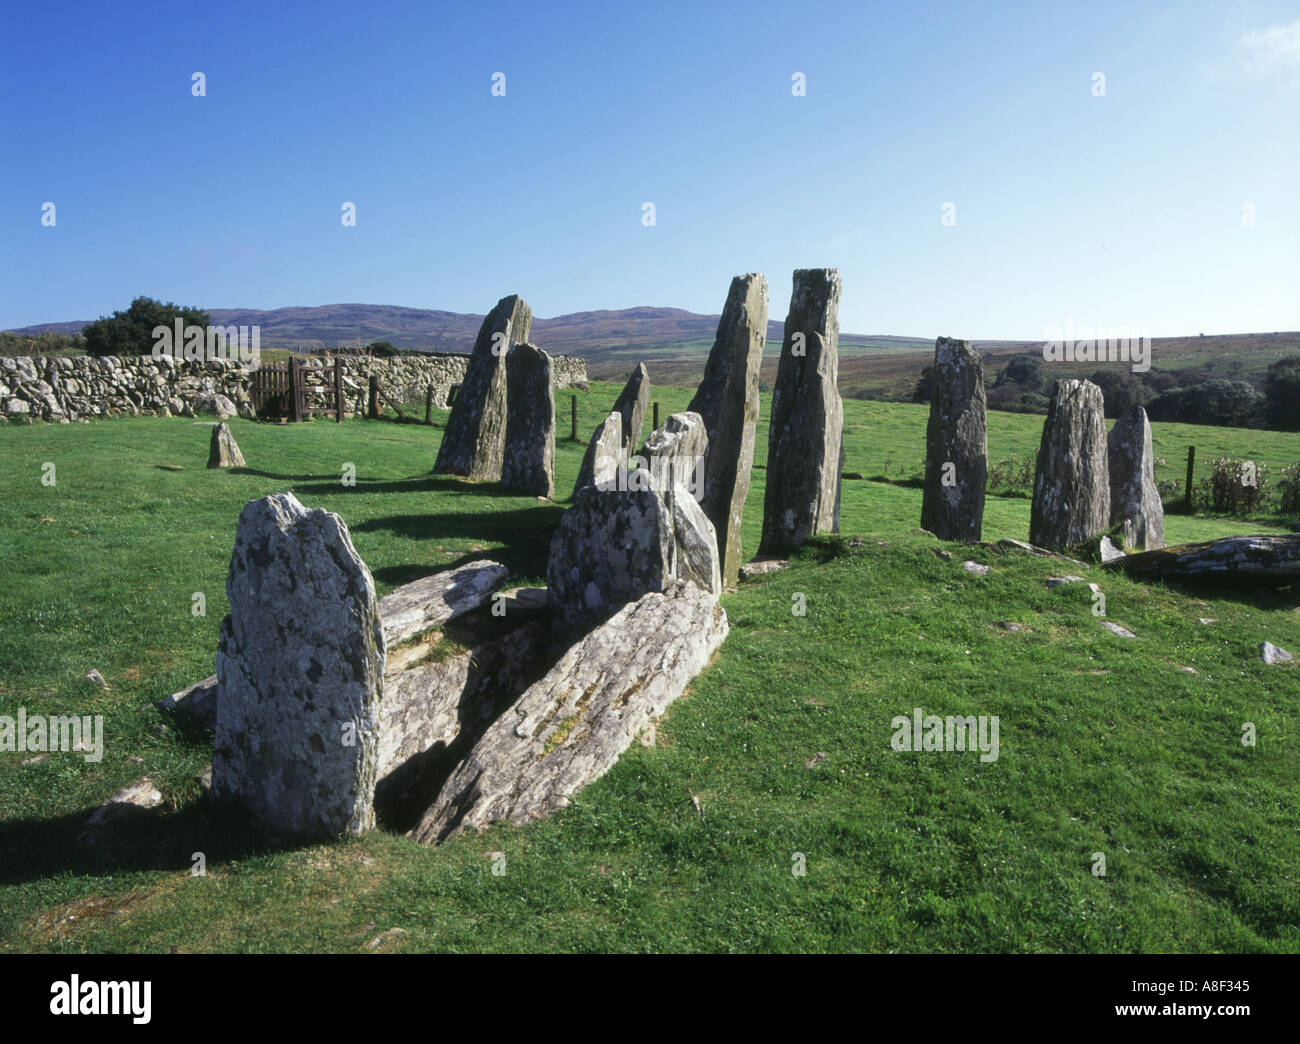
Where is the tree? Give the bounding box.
[912,365,934,403]
[82,296,211,357]
[1265,355,1300,431]
[995,353,1045,393]
[1147,379,1264,428]
[1087,369,1150,419]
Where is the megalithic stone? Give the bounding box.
[688,274,767,586]
[759,268,843,554]
[211,492,384,838]
[572,363,649,497]
[1029,379,1111,549]
[433,294,532,480]
[1108,405,1164,550]
[501,342,555,498]
[920,337,987,543]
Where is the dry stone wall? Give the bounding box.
[0,351,587,423]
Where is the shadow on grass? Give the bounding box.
[0,800,312,886]
[355,506,564,578]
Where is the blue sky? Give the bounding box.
[2,0,1298,338]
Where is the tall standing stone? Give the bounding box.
[1108,405,1164,550]
[433,294,532,481]
[212,493,385,838]
[1029,379,1110,549]
[501,342,555,498]
[572,364,649,497]
[920,337,987,542]
[760,269,843,554]
[688,274,767,586]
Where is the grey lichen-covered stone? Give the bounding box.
[760,268,843,554]
[640,410,708,495]
[921,337,987,543]
[1103,534,1300,584]
[433,294,532,481]
[501,342,555,498]
[1260,641,1293,665]
[1029,379,1110,549]
[196,392,238,419]
[546,486,676,641]
[212,492,384,838]
[1107,405,1164,550]
[158,674,218,731]
[377,560,509,646]
[573,364,649,496]
[688,274,767,586]
[408,581,729,844]
[670,485,722,596]
[582,412,626,492]
[207,422,246,469]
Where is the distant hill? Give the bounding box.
[7,304,1296,397]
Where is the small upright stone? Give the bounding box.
[207,422,246,469]
[572,364,649,496]
[1029,379,1110,550]
[688,274,767,586]
[920,337,986,543]
[641,411,708,495]
[760,269,843,554]
[1107,405,1164,550]
[433,294,531,481]
[501,342,555,498]
[586,412,626,490]
[212,493,384,838]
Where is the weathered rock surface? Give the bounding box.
[158,674,218,731]
[212,493,384,838]
[670,486,722,596]
[1260,641,1293,665]
[1103,534,1300,585]
[584,412,627,492]
[378,560,510,646]
[688,274,767,585]
[921,337,987,543]
[1101,621,1137,639]
[1107,405,1164,550]
[409,582,729,844]
[573,364,649,496]
[433,294,532,481]
[196,392,238,419]
[760,269,843,554]
[207,422,246,468]
[546,487,676,641]
[501,342,555,498]
[1029,379,1110,549]
[640,411,708,496]
[740,557,789,580]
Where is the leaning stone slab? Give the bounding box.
[207,422,245,469]
[501,342,555,498]
[760,268,843,554]
[640,411,708,495]
[921,337,987,543]
[378,560,510,646]
[433,294,532,481]
[1102,534,1300,585]
[212,492,384,838]
[409,581,729,844]
[688,274,767,585]
[577,411,626,494]
[547,486,676,641]
[1029,379,1110,549]
[739,557,789,580]
[1107,405,1164,550]
[573,364,649,496]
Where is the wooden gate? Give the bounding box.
[250,358,345,422]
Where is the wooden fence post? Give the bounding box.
[425,385,434,425]
[289,357,303,423]
[571,394,578,441]
[334,359,344,423]
[368,375,379,420]
[1184,446,1196,512]
[652,402,660,430]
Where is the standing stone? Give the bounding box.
[585,412,626,491]
[760,269,843,554]
[501,342,555,498]
[688,274,767,586]
[547,487,675,642]
[212,493,384,838]
[207,422,246,469]
[572,364,649,497]
[433,294,532,481]
[641,411,720,597]
[1108,405,1164,550]
[1029,379,1111,549]
[921,337,987,542]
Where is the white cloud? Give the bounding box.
[1238,19,1300,78]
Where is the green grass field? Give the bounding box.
[1,387,1297,952]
